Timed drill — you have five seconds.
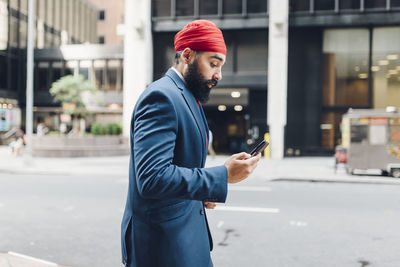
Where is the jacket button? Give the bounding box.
[200,209,204,215]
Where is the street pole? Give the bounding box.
[268,0,289,159]
[25,0,35,158]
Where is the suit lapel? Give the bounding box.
[166,69,207,166]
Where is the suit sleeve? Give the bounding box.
[133,90,228,202]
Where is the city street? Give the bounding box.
[1,158,400,267]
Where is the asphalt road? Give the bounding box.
[0,173,399,267]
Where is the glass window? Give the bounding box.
[372,27,400,109]
[0,55,7,89]
[247,0,267,13]
[393,0,400,8]
[152,0,171,17]
[351,125,369,143]
[37,62,49,92]
[99,10,105,20]
[322,29,370,107]
[315,0,335,10]
[200,0,218,15]
[106,60,120,91]
[236,31,268,73]
[79,60,91,80]
[176,0,194,16]
[94,60,105,90]
[223,0,242,14]
[51,61,62,84]
[290,0,310,11]
[9,59,18,92]
[340,0,360,10]
[321,111,345,148]
[365,0,386,9]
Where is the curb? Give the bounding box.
[271,177,400,185]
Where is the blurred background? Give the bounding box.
[1,0,399,157]
[1,1,400,266]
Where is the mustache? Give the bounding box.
[207,79,218,87]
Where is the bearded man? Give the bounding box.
[121,20,261,267]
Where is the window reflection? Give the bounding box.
[365,0,386,9]
[321,29,370,149]
[152,0,171,17]
[223,0,242,14]
[340,0,360,10]
[94,60,106,90]
[322,29,370,107]
[107,60,120,91]
[37,62,49,92]
[290,0,310,11]
[176,0,194,16]
[51,62,62,84]
[0,55,6,89]
[200,0,218,15]
[79,60,91,80]
[247,0,267,13]
[315,0,335,11]
[372,27,400,108]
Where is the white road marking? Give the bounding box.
[228,186,272,192]
[213,206,279,213]
[289,221,308,227]
[63,206,74,212]
[217,221,224,228]
[8,251,58,266]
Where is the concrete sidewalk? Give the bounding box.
[1,145,400,185]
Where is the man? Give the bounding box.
[121,20,261,267]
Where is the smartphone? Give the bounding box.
[249,140,269,157]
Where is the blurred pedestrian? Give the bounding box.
[121,20,261,267]
[9,128,26,156]
[36,118,48,136]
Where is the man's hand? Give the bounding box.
[204,202,216,209]
[224,152,261,184]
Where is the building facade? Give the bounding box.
[0,0,98,132]
[88,0,125,45]
[146,0,400,156]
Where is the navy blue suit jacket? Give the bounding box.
[121,68,228,267]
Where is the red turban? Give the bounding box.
[174,20,226,55]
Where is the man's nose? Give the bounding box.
[213,69,222,81]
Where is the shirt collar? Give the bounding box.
[171,67,186,84]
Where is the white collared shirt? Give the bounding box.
[171,67,186,84]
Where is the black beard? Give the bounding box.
[183,59,217,104]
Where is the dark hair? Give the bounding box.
[174,51,183,65]
[174,50,203,66]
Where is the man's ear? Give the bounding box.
[182,48,193,64]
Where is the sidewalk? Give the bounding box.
[1,145,400,185]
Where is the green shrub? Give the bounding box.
[91,123,103,135]
[91,123,122,135]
